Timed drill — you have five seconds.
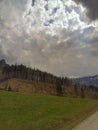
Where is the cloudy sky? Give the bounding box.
[0,0,98,77]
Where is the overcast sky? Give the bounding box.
[0,0,98,77]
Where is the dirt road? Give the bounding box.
[72,111,98,130]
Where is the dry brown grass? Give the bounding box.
[0,78,98,99]
[0,78,56,95]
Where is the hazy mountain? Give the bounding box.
[72,75,98,87]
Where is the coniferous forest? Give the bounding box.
[0,59,98,98]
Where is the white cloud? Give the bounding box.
[0,0,98,77]
[23,0,91,34]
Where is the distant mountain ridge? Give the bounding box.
[72,75,98,87]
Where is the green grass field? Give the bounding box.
[0,91,98,130]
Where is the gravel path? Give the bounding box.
[72,111,98,130]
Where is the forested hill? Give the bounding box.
[1,59,98,99]
[0,59,69,85]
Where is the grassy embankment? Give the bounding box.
[0,91,98,130]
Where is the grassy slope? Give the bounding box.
[0,78,56,95]
[0,91,98,130]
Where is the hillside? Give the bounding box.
[0,59,98,99]
[0,78,98,99]
[0,78,56,95]
[0,91,98,130]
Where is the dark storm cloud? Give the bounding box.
[73,0,98,20]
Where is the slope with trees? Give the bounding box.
[0,59,98,98]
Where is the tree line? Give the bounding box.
[2,64,69,85]
[1,62,98,98]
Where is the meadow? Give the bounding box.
[0,91,98,130]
